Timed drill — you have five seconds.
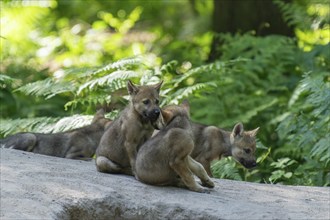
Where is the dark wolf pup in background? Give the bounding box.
[191,122,259,176]
[0,109,111,160]
[96,80,163,176]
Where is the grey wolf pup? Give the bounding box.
[136,101,215,193]
[0,109,111,160]
[191,122,259,176]
[96,80,163,176]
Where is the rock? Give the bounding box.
[0,148,329,220]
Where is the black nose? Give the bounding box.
[147,109,160,122]
[153,109,160,117]
[240,159,257,168]
[246,161,257,168]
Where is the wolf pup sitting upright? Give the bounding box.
[0,109,111,160]
[136,101,214,193]
[96,80,163,176]
[190,122,259,176]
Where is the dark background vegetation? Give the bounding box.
[1,0,329,186]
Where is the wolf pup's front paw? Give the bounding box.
[201,179,215,188]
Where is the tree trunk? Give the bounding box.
[209,0,294,61]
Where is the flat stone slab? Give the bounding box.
[1,148,329,220]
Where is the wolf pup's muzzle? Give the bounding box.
[240,158,257,169]
[147,108,160,122]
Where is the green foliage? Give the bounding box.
[1,55,232,135]
[16,78,75,100]
[0,117,59,137]
[269,158,296,183]
[275,0,330,50]
[276,69,330,186]
[1,0,329,187]
[211,158,242,181]
[191,34,300,129]
[195,34,329,186]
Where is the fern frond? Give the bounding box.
[91,57,143,76]
[0,74,20,88]
[160,60,179,74]
[50,115,93,133]
[237,98,278,124]
[0,114,101,137]
[64,93,111,110]
[311,136,330,165]
[16,78,75,99]
[172,61,228,86]
[274,0,310,28]
[162,82,216,105]
[211,158,242,181]
[0,74,15,84]
[0,117,59,137]
[77,70,138,94]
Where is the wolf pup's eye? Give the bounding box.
[244,148,251,154]
[143,99,150,105]
[155,99,159,105]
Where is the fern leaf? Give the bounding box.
[50,115,93,133]
[0,117,59,137]
[173,61,226,86]
[16,78,75,99]
[0,74,15,84]
[64,94,111,110]
[0,74,20,88]
[0,114,102,137]
[237,98,278,124]
[160,60,179,74]
[211,158,242,181]
[91,57,143,76]
[77,70,138,94]
[162,82,216,105]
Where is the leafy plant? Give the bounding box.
[269,157,296,183]
[211,158,242,181]
[276,69,330,186]
[0,56,234,137]
[1,0,329,187]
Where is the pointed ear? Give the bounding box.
[92,109,105,123]
[152,80,163,93]
[181,99,190,114]
[249,127,260,137]
[127,80,139,95]
[232,123,244,137]
[161,109,173,124]
[96,108,105,116]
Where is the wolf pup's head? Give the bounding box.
[91,109,112,129]
[230,123,259,169]
[127,80,163,124]
[151,100,190,131]
[158,100,190,125]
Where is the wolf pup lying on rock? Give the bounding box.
[136,101,215,193]
[0,109,111,160]
[96,80,163,176]
[190,122,259,176]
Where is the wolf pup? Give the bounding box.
[190,122,259,176]
[135,101,215,193]
[0,109,111,160]
[96,80,163,176]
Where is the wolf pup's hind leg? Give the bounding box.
[169,157,209,193]
[187,156,214,188]
[96,156,133,176]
